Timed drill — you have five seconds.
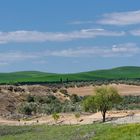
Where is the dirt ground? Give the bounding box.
[0,110,139,126]
[67,84,140,96]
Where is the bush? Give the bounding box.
[114,95,140,110]
[26,95,35,102]
[60,89,68,94]
[18,102,37,115]
[52,113,60,123]
[70,94,81,103]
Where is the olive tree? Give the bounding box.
[94,86,122,122]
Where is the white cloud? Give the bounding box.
[0,43,138,66]
[47,43,139,57]
[98,10,140,25]
[129,29,140,36]
[0,29,125,44]
[0,51,40,65]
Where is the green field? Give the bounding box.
[1,66,140,84]
[0,123,139,140]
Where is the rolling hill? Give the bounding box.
[0,66,140,84]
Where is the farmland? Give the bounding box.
[1,66,140,84]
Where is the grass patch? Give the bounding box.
[0,123,139,140]
[93,123,140,140]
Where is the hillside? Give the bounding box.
[0,66,140,84]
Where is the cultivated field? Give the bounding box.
[0,66,140,84]
[68,84,140,96]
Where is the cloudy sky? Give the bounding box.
[0,0,140,73]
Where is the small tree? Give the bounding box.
[94,86,122,122]
[52,113,60,124]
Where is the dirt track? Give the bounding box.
[0,110,139,126]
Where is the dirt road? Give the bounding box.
[0,110,139,126]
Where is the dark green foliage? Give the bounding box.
[26,95,35,102]
[18,93,82,115]
[62,101,82,113]
[18,102,37,115]
[70,94,81,103]
[115,95,140,110]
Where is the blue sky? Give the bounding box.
[1,0,140,73]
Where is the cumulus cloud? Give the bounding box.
[0,29,125,44]
[98,10,140,25]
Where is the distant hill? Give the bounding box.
[0,66,140,84]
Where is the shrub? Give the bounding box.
[70,94,81,103]
[26,95,35,102]
[52,113,60,123]
[60,89,68,95]
[18,102,37,115]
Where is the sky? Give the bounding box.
[1,0,140,73]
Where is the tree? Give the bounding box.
[82,96,96,113]
[94,86,122,122]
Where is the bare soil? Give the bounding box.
[0,110,139,126]
[67,84,140,96]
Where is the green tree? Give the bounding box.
[94,86,122,122]
[82,96,96,113]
